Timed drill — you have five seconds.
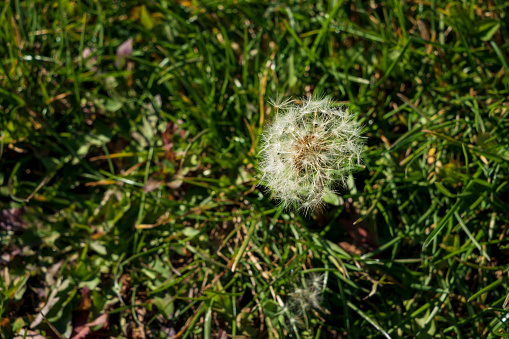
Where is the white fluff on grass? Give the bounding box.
[259,95,364,213]
[285,273,326,332]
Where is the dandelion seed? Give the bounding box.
[268,94,293,110]
[259,95,364,213]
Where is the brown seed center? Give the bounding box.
[292,134,328,175]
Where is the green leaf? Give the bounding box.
[105,99,123,112]
[468,278,503,302]
[435,182,456,198]
[153,296,174,319]
[475,19,500,41]
[423,199,461,249]
[140,5,155,30]
[182,227,200,238]
[262,300,278,317]
[90,241,107,256]
[322,191,342,206]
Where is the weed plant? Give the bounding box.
[1,1,509,338]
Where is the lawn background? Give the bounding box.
[1,0,509,338]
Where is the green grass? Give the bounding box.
[1,0,509,338]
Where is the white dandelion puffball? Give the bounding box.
[259,96,364,213]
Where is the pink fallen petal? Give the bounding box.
[87,313,108,328]
[144,176,162,193]
[82,47,92,59]
[71,313,108,339]
[71,326,90,339]
[115,39,133,68]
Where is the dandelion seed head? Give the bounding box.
[284,272,326,332]
[259,95,364,213]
